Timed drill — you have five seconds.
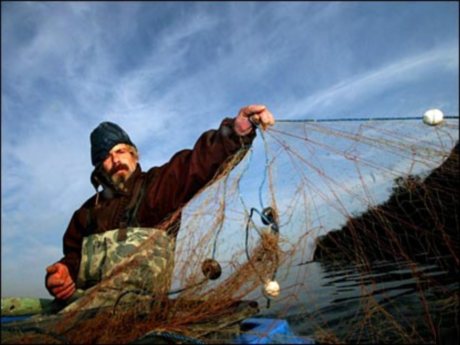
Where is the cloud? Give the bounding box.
[280,43,459,119]
[1,2,458,298]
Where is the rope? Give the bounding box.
[211,172,231,260]
[276,115,459,123]
[243,120,282,309]
[167,278,207,296]
[257,128,270,210]
[244,208,273,284]
[1,324,70,344]
[169,131,273,296]
[131,330,205,344]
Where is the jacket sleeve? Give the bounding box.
[146,118,256,222]
[58,207,88,282]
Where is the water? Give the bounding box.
[260,255,459,344]
[2,256,458,344]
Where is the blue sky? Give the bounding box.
[1,2,458,298]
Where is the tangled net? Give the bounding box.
[3,114,459,344]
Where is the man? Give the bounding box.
[45,104,275,302]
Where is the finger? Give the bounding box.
[240,104,266,117]
[52,280,74,295]
[47,275,64,288]
[46,264,58,274]
[255,114,266,130]
[55,283,76,300]
[266,110,275,125]
[53,280,75,296]
[250,114,261,125]
[260,111,275,128]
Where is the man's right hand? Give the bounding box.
[45,263,76,300]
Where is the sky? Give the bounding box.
[1,1,458,298]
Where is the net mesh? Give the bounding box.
[3,116,459,344]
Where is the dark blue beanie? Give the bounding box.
[90,121,136,166]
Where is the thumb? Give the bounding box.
[46,264,58,274]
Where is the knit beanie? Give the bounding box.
[90,121,136,166]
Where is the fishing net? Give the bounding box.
[2,115,459,344]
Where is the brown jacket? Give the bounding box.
[59,118,255,281]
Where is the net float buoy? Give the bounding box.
[201,258,222,280]
[263,280,280,298]
[423,108,444,126]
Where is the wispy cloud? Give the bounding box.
[281,43,459,119]
[2,2,458,297]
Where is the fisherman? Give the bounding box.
[45,105,275,305]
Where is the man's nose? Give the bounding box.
[112,154,121,164]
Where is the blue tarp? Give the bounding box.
[234,318,315,344]
[1,315,32,324]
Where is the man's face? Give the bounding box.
[102,144,138,186]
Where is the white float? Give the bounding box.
[263,280,280,298]
[423,108,444,126]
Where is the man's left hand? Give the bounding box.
[234,104,275,136]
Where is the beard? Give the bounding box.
[111,174,127,190]
[109,164,132,191]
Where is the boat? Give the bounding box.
[1,296,314,344]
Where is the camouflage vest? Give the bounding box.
[62,227,175,313]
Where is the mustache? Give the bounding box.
[109,164,130,175]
